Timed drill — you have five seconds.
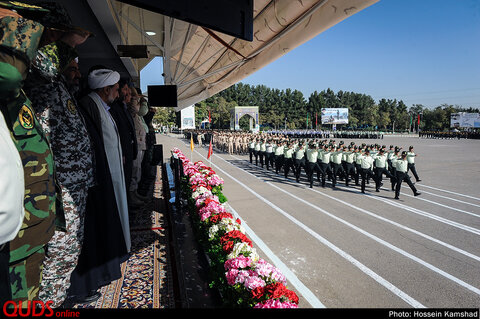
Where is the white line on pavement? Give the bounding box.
[416,184,480,202]
[398,192,480,219]
[410,190,480,209]
[183,144,325,308]
[203,152,424,307]
[217,153,480,298]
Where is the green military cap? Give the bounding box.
[0,1,49,21]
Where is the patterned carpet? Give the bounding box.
[74,166,176,309]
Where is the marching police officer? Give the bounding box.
[360,149,377,194]
[283,141,296,179]
[395,151,421,199]
[294,140,306,182]
[373,149,395,192]
[406,146,421,182]
[306,143,321,188]
[274,140,285,174]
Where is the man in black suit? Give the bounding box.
[109,79,140,208]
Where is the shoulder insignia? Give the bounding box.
[67,99,77,114]
[18,104,34,129]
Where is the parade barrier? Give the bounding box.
[171,148,299,308]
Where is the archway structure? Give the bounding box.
[230,106,259,132]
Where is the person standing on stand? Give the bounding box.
[0,2,65,304]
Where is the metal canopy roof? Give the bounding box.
[61,0,380,110]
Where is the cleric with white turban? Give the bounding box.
[88,69,120,90]
[80,68,131,253]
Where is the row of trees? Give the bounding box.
[153,82,479,131]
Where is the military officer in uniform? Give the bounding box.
[330,146,345,188]
[306,143,321,188]
[360,149,377,194]
[0,1,65,304]
[248,137,255,163]
[265,139,274,170]
[395,151,421,199]
[319,145,334,187]
[283,141,296,179]
[373,149,395,192]
[406,146,421,182]
[259,138,266,168]
[254,138,261,166]
[294,140,306,182]
[23,1,95,307]
[274,140,285,174]
[343,146,356,187]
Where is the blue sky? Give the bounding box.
[141,0,480,109]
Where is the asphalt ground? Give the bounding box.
[158,133,480,308]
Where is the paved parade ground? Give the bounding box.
[158,133,480,308]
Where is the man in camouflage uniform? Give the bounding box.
[23,1,95,307]
[0,1,65,304]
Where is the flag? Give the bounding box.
[315,113,318,126]
[209,110,211,123]
[190,135,194,151]
[306,113,309,128]
[417,114,421,125]
[207,139,213,159]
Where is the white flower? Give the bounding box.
[208,224,220,239]
[227,242,259,262]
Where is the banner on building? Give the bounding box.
[321,108,349,125]
[450,112,480,128]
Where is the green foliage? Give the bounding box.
[198,83,479,131]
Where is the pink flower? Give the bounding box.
[224,255,252,271]
[253,300,298,308]
[244,276,266,290]
[226,268,239,285]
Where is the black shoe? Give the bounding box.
[72,291,102,305]
[416,179,422,182]
[376,189,380,192]
[361,190,365,194]
[414,192,421,196]
[394,196,399,200]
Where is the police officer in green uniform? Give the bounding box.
[343,146,356,187]
[373,149,395,192]
[306,142,321,188]
[294,140,306,182]
[283,141,296,179]
[0,1,65,304]
[394,151,421,199]
[274,140,285,174]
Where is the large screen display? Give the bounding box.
[450,112,480,128]
[321,108,349,125]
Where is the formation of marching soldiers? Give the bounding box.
[246,137,422,200]
[419,130,480,139]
